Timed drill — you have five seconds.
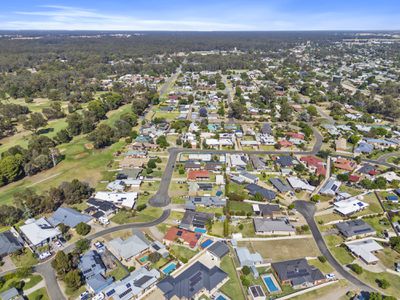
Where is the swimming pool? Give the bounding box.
[162,262,177,274]
[262,274,280,293]
[139,255,148,263]
[215,295,227,300]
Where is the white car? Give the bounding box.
[93,293,105,300]
[325,273,336,280]
[79,291,90,300]
[39,251,51,260]
[54,240,62,248]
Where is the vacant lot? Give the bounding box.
[238,238,320,262]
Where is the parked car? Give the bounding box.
[54,240,62,248]
[39,251,51,260]
[325,273,335,280]
[93,293,105,300]
[80,291,90,300]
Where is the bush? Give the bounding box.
[136,204,147,211]
[148,252,161,263]
[318,256,327,263]
[376,278,390,289]
[242,266,251,275]
[75,222,91,236]
[76,239,90,253]
[349,263,363,274]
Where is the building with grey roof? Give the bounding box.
[180,210,214,230]
[269,178,293,193]
[253,204,282,218]
[86,273,114,294]
[78,250,106,279]
[48,207,93,228]
[207,241,229,260]
[253,218,295,236]
[319,178,341,196]
[0,288,20,300]
[0,230,23,258]
[186,196,226,209]
[239,171,259,184]
[103,266,160,300]
[235,247,263,268]
[335,219,375,240]
[157,261,228,299]
[109,233,150,261]
[249,285,266,300]
[249,155,266,171]
[246,184,276,201]
[272,258,326,289]
[261,123,272,135]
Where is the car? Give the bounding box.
[325,273,335,280]
[54,240,62,248]
[93,293,105,300]
[39,251,51,260]
[80,291,90,300]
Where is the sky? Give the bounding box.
[0,0,399,31]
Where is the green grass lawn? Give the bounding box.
[111,206,163,224]
[324,235,354,265]
[220,255,245,300]
[363,216,392,235]
[170,245,198,262]
[229,201,253,214]
[290,280,348,300]
[10,248,38,268]
[308,258,334,274]
[27,287,50,300]
[107,261,129,280]
[0,273,42,293]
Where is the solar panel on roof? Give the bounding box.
[106,289,115,296]
[177,231,183,236]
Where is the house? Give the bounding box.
[275,156,296,168]
[180,210,214,230]
[278,140,293,148]
[103,266,160,300]
[345,239,383,264]
[261,123,272,135]
[0,288,21,300]
[300,156,326,177]
[107,179,142,191]
[163,227,201,248]
[184,161,202,170]
[319,178,341,196]
[334,158,356,171]
[357,164,378,176]
[86,198,117,218]
[249,155,266,170]
[379,171,400,183]
[354,142,374,154]
[207,241,229,260]
[186,196,226,209]
[157,262,228,300]
[229,154,247,168]
[150,241,169,258]
[253,219,295,236]
[269,178,293,194]
[272,258,326,289]
[19,218,61,248]
[246,184,276,201]
[287,176,315,192]
[78,250,114,294]
[187,170,210,181]
[239,171,259,184]
[286,132,304,140]
[0,230,23,258]
[336,220,376,240]
[334,198,369,216]
[252,204,282,219]
[248,285,266,300]
[48,207,93,228]
[109,233,150,261]
[93,192,137,209]
[235,247,263,268]
[204,162,223,172]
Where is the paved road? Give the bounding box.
[294,200,376,293]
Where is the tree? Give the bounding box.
[66,112,83,136]
[55,129,72,144]
[376,278,390,289]
[242,266,251,275]
[52,251,71,276]
[88,124,115,149]
[23,112,48,133]
[76,239,90,253]
[348,263,363,274]
[156,136,169,149]
[75,222,91,236]
[0,205,23,226]
[148,252,161,264]
[0,154,24,185]
[64,269,82,289]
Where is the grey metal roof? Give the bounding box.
[0,231,23,257]
[157,262,228,299]
[78,250,106,279]
[48,207,93,228]
[276,156,295,167]
[187,196,226,207]
[207,241,229,259]
[258,204,281,217]
[261,123,272,135]
[86,273,114,294]
[336,220,375,238]
[0,288,19,300]
[269,178,293,193]
[180,210,214,229]
[253,218,295,233]
[272,258,325,286]
[246,184,276,201]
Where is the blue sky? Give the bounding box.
[0,0,399,31]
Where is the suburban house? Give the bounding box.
[0,288,21,300]
[269,178,293,194]
[48,207,93,228]
[334,158,356,171]
[78,250,113,294]
[103,266,160,300]
[157,261,228,299]
[93,192,137,209]
[0,229,24,258]
[246,184,276,201]
[109,233,150,261]
[248,285,266,300]
[253,218,295,236]
[187,170,210,181]
[336,219,376,240]
[300,156,327,177]
[345,239,383,265]
[186,196,226,209]
[319,178,341,196]
[239,171,259,184]
[334,198,369,216]
[207,241,230,261]
[163,227,201,249]
[19,218,61,248]
[249,155,267,170]
[287,176,315,192]
[86,198,117,218]
[180,210,214,231]
[252,204,283,219]
[271,258,326,289]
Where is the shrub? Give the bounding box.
[75,222,91,236]
[242,266,251,275]
[136,204,147,211]
[376,278,390,289]
[349,263,363,274]
[318,256,327,263]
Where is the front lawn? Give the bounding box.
[170,245,198,262]
[219,255,245,300]
[27,287,50,300]
[10,248,38,268]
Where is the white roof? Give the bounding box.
[334,198,369,216]
[94,192,137,208]
[20,218,61,246]
[346,239,383,263]
[230,154,247,166]
[287,176,315,192]
[379,171,400,182]
[188,154,212,161]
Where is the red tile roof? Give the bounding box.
[164,227,200,248]
[187,170,210,181]
[286,132,305,140]
[278,140,293,147]
[334,158,356,171]
[349,175,360,182]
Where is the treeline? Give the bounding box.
[0,179,93,226]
